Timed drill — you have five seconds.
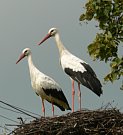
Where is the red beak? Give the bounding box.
[16,53,25,64]
[38,33,51,45]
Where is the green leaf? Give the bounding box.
[80,0,123,89]
[79,14,86,21]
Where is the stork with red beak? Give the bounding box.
[16,48,71,116]
[38,28,103,112]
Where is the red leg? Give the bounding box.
[42,99,45,117]
[72,79,75,112]
[78,83,81,111]
[52,103,54,116]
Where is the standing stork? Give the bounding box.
[38,28,103,112]
[16,48,71,116]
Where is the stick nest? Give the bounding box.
[12,108,123,135]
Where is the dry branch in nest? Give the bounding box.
[11,107,123,135]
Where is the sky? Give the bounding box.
[0,0,122,133]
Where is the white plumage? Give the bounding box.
[61,50,87,73]
[38,27,103,112]
[16,48,71,116]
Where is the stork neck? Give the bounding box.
[27,54,34,69]
[54,33,66,56]
[27,54,35,77]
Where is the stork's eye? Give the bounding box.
[50,30,54,33]
[24,50,28,54]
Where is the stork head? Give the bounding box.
[48,27,58,36]
[16,48,31,64]
[38,27,58,45]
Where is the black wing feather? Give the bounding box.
[64,63,102,97]
[42,88,71,110]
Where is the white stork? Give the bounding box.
[16,48,71,116]
[38,28,103,112]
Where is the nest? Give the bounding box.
[12,108,123,135]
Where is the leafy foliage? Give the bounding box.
[79,0,123,87]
